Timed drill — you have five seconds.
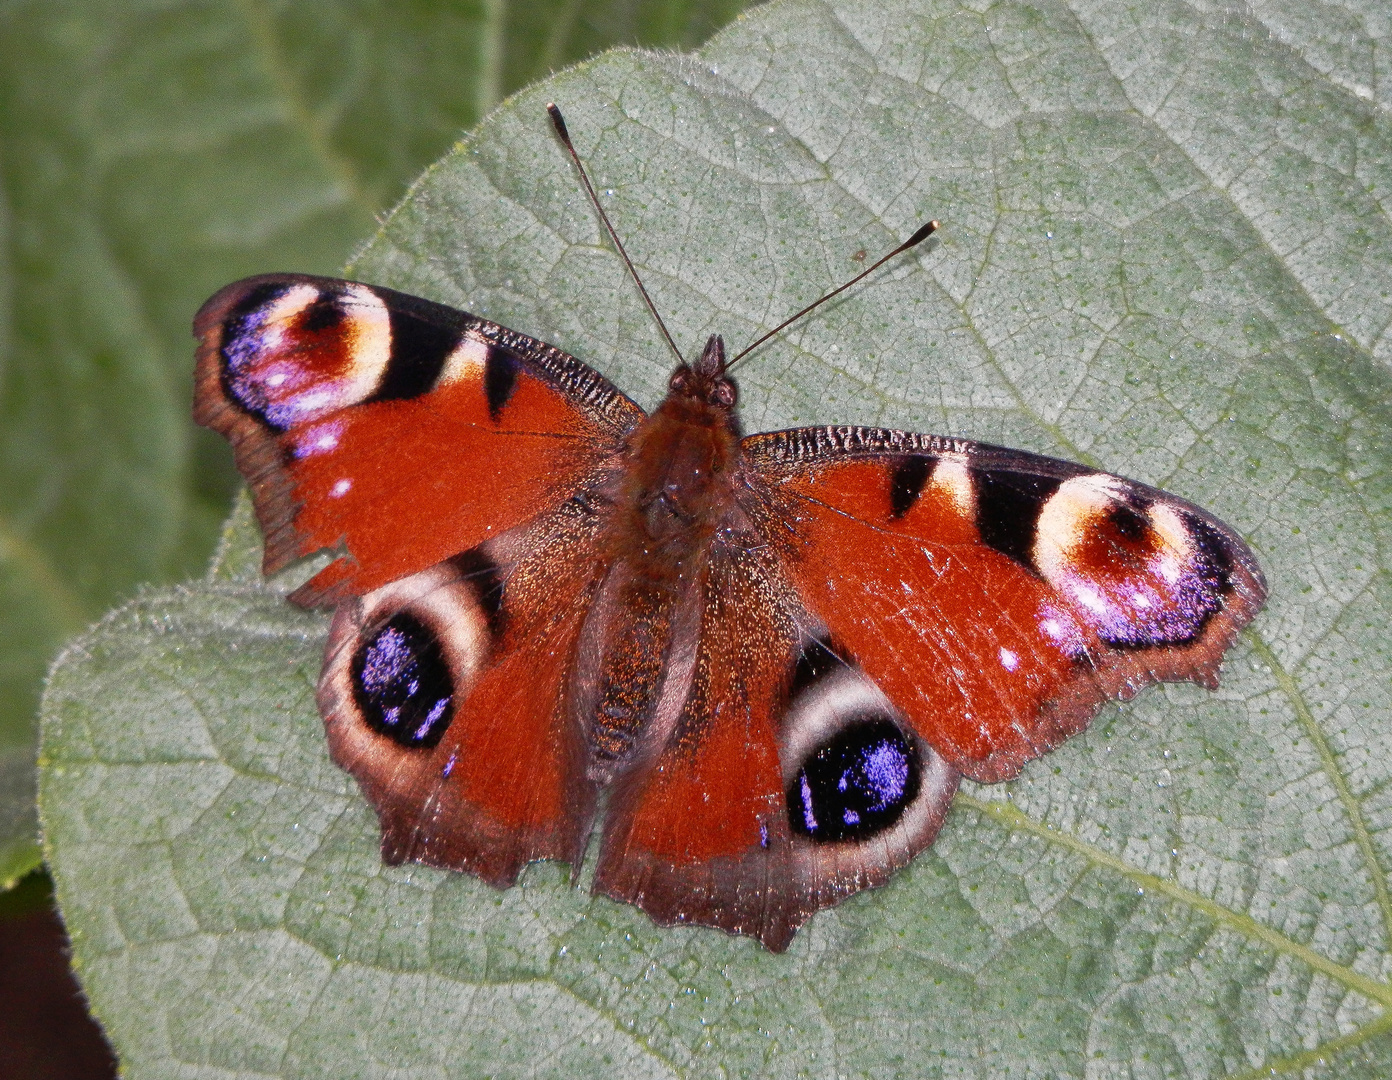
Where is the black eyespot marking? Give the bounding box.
[350,613,454,748]
[972,468,1069,570]
[1108,501,1149,541]
[484,346,520,422]
[220,281,300,428]
[790,634,843,698]
[889,456,932,520]
[787,718,921,843]
[370,306,460,402]
[301,293,346,334]
[449,547,506,636]
[1184,512,1235,593]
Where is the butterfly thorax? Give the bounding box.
[578,337,743,777]
[610,336,740,568]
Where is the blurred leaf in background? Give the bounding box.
[0,0,747,888]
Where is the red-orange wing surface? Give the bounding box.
[195,274,643,880]
[194,274,643,606]
[315,499,610,885]
[741,427,1267,785]
[593,529,960,951]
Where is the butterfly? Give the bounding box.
[193,105,1267,952]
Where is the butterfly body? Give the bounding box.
[559,335,739,779]
[195,270,1266,951]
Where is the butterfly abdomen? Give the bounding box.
[583,574,677,769]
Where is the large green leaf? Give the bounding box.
[0,0,745,888]
[42,0,1392,1074]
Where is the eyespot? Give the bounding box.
[320,554,497,756]
[1034,475,1234,647]
[768,638,960,912]
[220,282,392,430]
[351,612,454,748]
[787,716,921,842]
[779,651,950,848]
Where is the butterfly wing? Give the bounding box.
[194,274,643,606]
[740,427,1268,784]
[593,530,961,951]
[317,493,610,883]
[595,425,1263,950]
[196,274,642,880]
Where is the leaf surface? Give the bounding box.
[42,0,1392,1074]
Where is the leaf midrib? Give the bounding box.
[1220,1010,1392,1080]
[957,792,1392,1008]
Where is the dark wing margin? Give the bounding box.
[194,273,645,606]
[739,425,1267,784]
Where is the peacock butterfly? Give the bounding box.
[192,105,1266,952]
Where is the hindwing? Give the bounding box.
[318,495,610,883]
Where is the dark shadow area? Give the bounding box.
[0,870,118,1079]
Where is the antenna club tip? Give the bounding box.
[547,103,570,141]
[906,219,940,246]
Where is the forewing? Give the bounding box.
[741,427,1268,784]
[194,274,643,606]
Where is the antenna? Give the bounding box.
[549,104,937,373]
[727,220,938,369]
[547,103,685,365]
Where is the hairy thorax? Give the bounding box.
[618,393,741,567]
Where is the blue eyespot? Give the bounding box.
[351,613,454,748]
[787,718,920,843]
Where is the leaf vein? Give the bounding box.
[957,791,1392,1008]
[1248,629,1392,952]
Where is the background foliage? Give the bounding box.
[26,0,1392,1075]
[0,0,745,889]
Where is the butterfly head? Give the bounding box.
[668,334,737,410]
